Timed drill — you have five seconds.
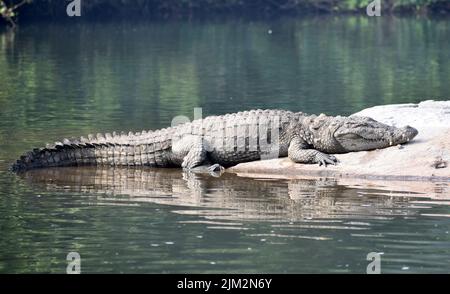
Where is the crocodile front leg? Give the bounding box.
[288,136,338,166]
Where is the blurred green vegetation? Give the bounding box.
[1,0,450,26]
[0,0,31,27]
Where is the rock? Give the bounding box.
[228,100,450,183]
[432,156,448,169]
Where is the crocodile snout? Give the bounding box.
[404,125,418,140]
[397,125,418,143]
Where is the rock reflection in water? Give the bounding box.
[19,167,422,222]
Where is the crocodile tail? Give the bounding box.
[10,134,120,172]
[10,129,164,172]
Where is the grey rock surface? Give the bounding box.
[229,100,450,181]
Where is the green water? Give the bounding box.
[0,16,450,273]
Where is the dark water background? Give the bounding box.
[0,16,449,273]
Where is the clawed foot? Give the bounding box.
[208,163,224,172]
[186,164,225,177]
[316,154,339,167]
[207,164,225,177]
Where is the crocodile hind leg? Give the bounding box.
[288,136,338,166]
[183,148,225,177]
[173,135,225,175]
[181,143,207,169]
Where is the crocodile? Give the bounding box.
[11,109,418,172]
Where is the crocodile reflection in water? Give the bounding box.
[20,167,419,222]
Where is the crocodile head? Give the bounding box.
[331,116,418,152]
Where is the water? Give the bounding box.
[1,16,450,273]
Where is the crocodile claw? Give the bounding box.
[208,164,225,177]
[317,154,338,167]
[187,164,225,177]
